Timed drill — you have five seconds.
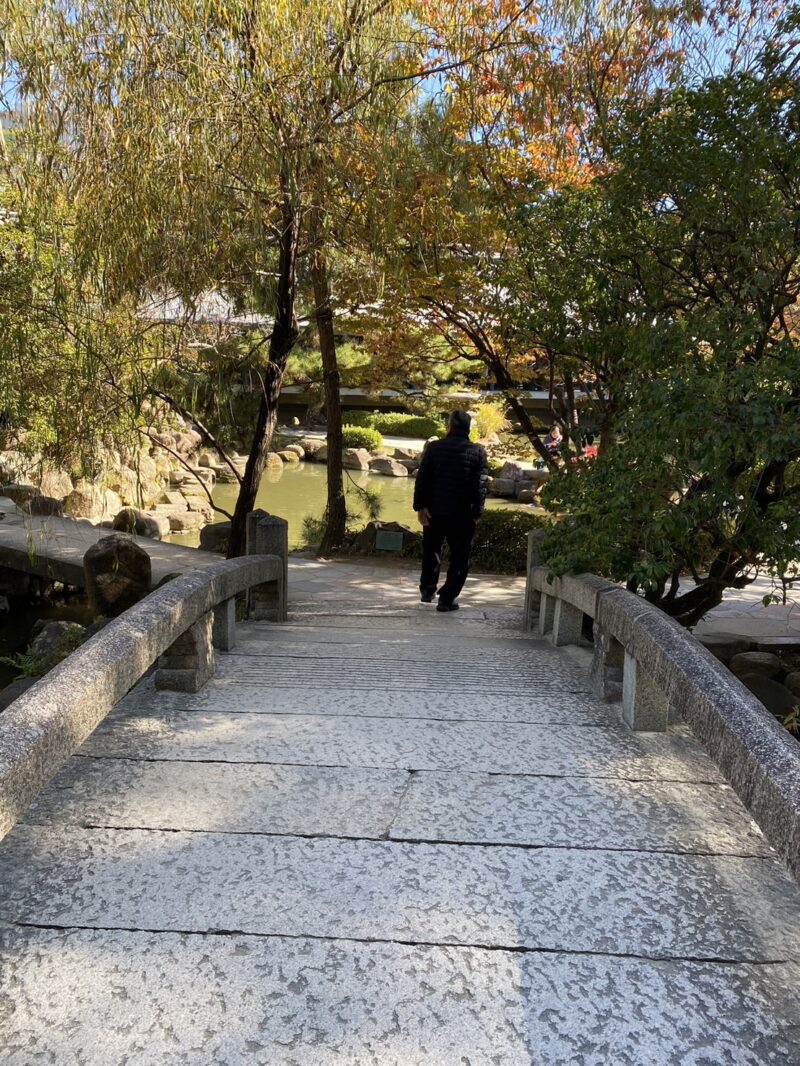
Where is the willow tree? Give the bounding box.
[4,0,430,555]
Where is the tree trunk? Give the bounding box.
[487,353,557,469]
[227,199,300,558]
[311,229,347,555]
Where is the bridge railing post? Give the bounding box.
[537,592,555,637]
[552,599,583,646]
[212,597,237,651]
[590,625,625,702]
[621,651,670,731]
[246,510,288,621]
[155,612,215,692]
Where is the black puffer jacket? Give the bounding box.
[413,430,489,519]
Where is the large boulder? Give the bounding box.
[38,466,74,499]
[784,671,800,698]
[2,483,38,506]
[106,465,141,506]
[158,490,189,510]
[729,651,781,680]
[500,461,528,480]
[149,430,177,450]
[522,468,549,486]
[514,480,538,499]
[21,495,64,517]
[283,444,306,459]
[737,674,799,717]
[63,481,122,522]
[698,634,752,663]
[215,465,240,484]
[342,448,371,471]
[182,494,215,523]
[134,454,159,483]
[302,440,326,461]
[189,467,216,488]
[30,620,86,671]
[392,446,419,461]
[516,487,538,504]
[278,449,301,463]
[369,457,409,477]
[488,477,515,497]
[168,510,205,532]
[83,534,152,617]
[200,521,231,554]
[174,430,202,455]
[112,507,165,540]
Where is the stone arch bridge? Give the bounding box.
[0,513,799,1064]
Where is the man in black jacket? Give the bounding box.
[413,410,489,612]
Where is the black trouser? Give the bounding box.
[420,516,476,604]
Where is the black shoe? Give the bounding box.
[420,593,434,603]
[436,601,459,612]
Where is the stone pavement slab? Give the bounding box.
[212,650,591,696]
[80,708,723,781]
[2,826,798,961]
[119,679,615,725]
[0,496,220,586]
[24,758,409,838]
[2,927,798,1066]
[390,772,773,856]
[24,756,768,856]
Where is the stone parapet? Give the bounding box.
[0,553,284,843]
[525,536,800,881]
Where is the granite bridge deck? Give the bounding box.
[0,560,799,1064]
[0,496,221,587]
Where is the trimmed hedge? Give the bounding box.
[342,425,383,450]
[370,412,444,438]
[341,410,445,439]
[341,410,373,427]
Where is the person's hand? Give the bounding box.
[417,508,431,528]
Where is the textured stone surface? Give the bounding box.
[83,533,152,617]
[82,708,722,781]
[119,677,615,725]
[214,646,592,696]
[0,555,284,840]
[2,826,798,960]
[391,771,772,855]
[2,927,798,1066]
[729,651,782,679]
[25,758,408,837]
[531,565,800,881]
[3,561,800,1064]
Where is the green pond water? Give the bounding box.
[173,461,532,550]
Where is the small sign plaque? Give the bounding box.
[375,530,404,552]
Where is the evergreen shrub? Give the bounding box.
[342,425,383,451]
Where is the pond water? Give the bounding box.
[175,462,534,550]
